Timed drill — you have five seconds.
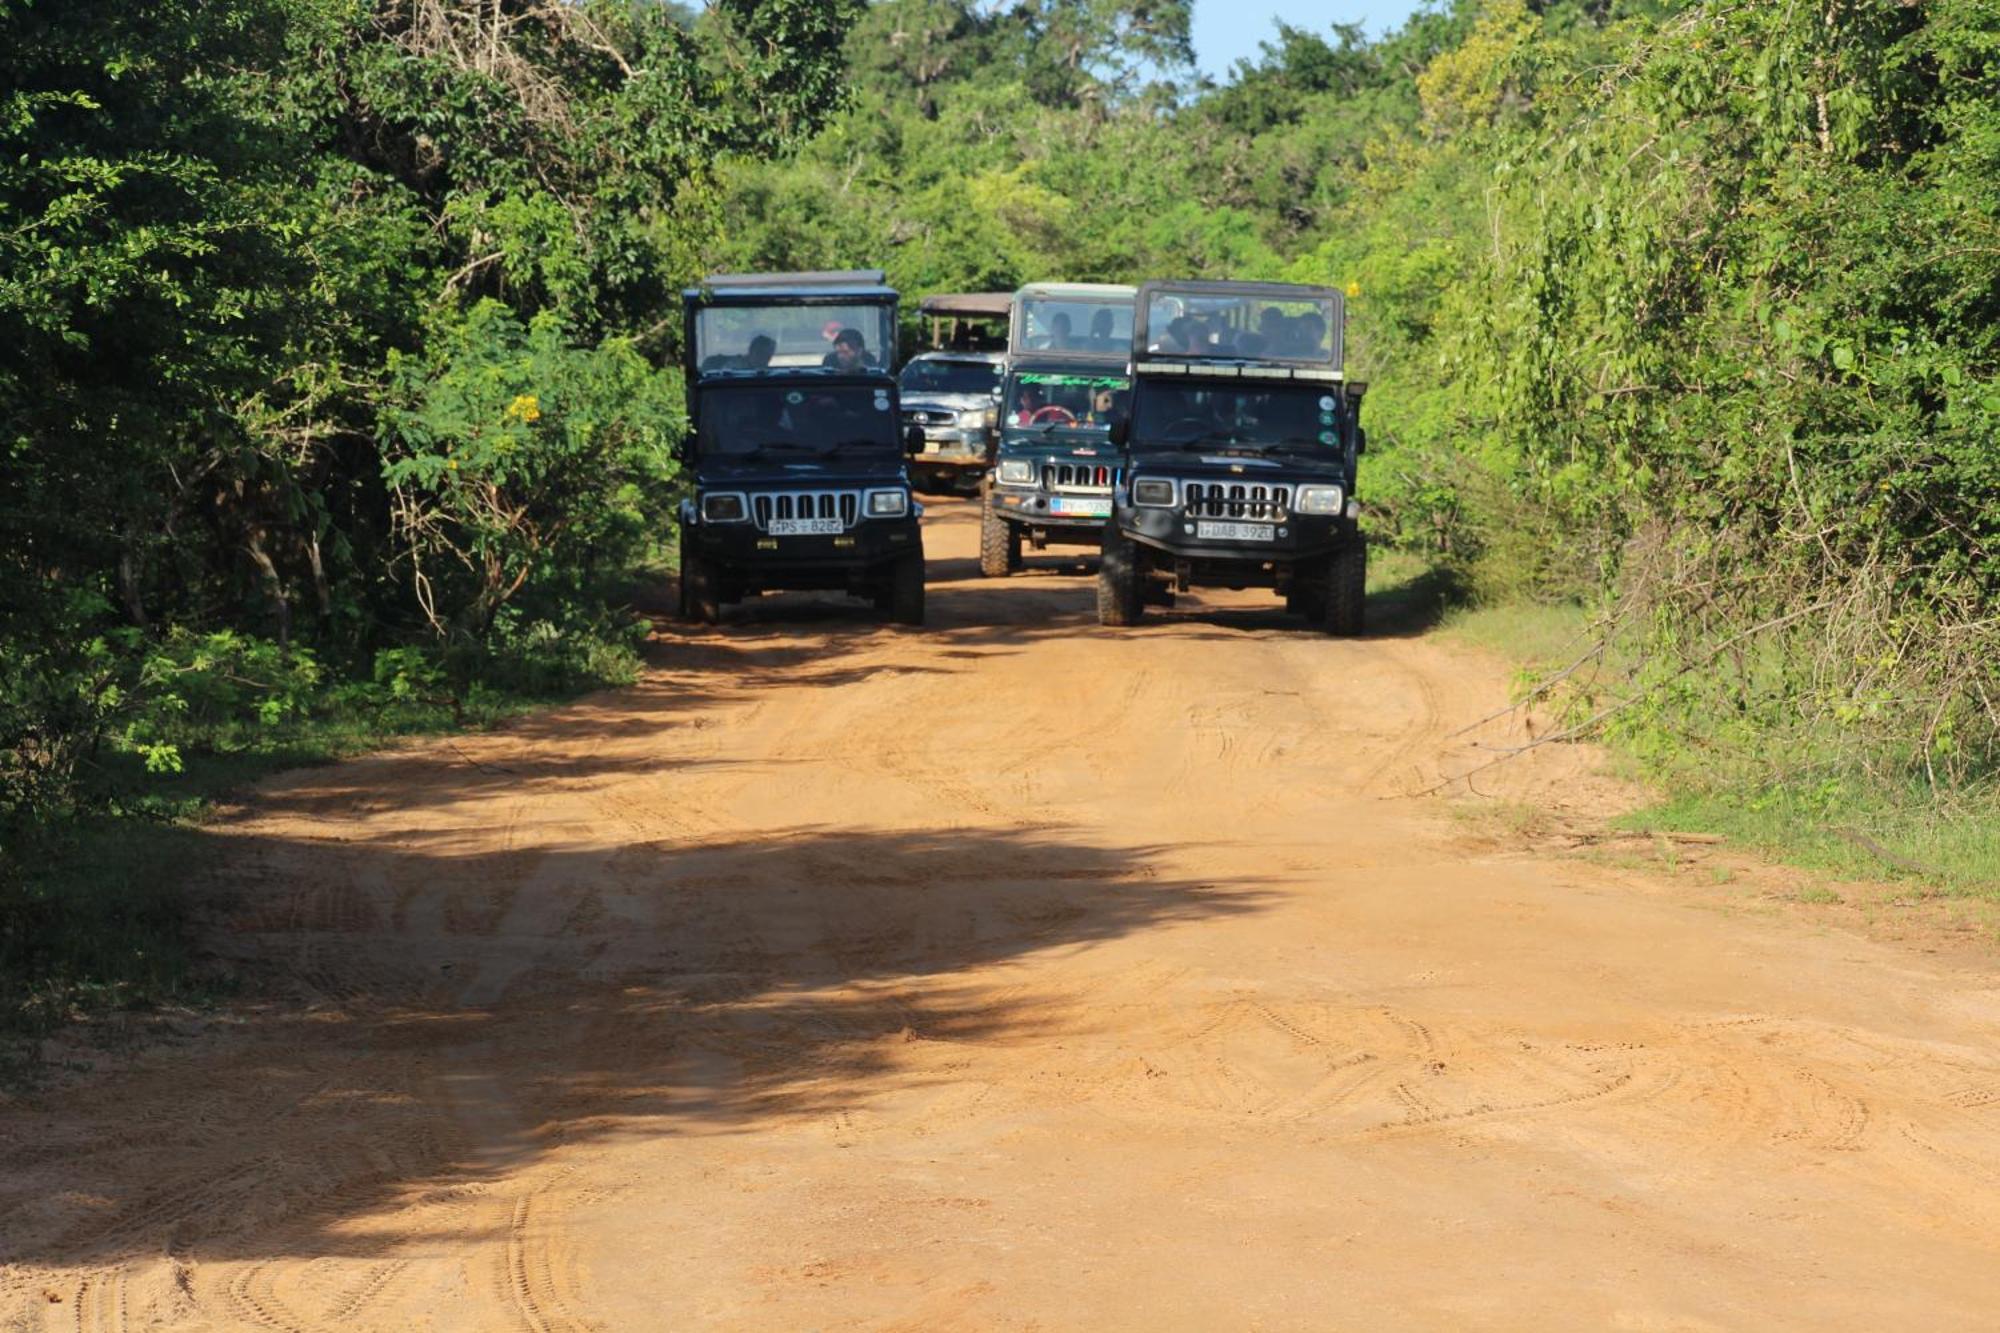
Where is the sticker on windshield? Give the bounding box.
[1319,395,1336,410]
[1319,430,1338,444]
[872,398,889,411]
[1319,411,1336,425]
[785,390,804,405]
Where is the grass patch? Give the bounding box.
[1390,552,2000,907]
[1619,788,2000,900]
[1442,599,1591,671]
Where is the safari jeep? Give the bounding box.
[676,270,926,625]
[1098,279,1367,634]
[980,282,1136,577]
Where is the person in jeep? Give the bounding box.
[823,327,872,371]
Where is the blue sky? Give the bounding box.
[1192,1,1432,80]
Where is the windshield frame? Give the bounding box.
[1132,280,1344,371]
[1008,285,1136,362]
[692,379,903,462]
[688,296,899,380]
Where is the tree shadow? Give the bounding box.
[0,823,1269,1270]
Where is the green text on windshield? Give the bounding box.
[1004,372,1127,431]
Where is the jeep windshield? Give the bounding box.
[695,384,899,459]
[1002,371,1127,435]
[1141,290,1337,364]
[1014,296,1133,357]
[694,303,895,375]
[1129,383,1345,456]
[900,358,1001,396]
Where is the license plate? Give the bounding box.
[767,518,844,536]
[1197,520,1275,542]
[1049,496,1111,517]
[921,441,941,454]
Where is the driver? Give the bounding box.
[1013,383,1048,424]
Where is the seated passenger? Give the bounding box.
[1013,383,1048,424]
[1088,308,1117,347]
[1295,312,1329,356]
[1044,312,1074,350]
[745,333,775,369]
[1152,316,1195,355]
[823,327,873,372]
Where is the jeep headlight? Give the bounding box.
[983,406,998,430]
[958,409,985,428]
[702,492,748,523]
[1131,477,1176,507]
[997,458,1035,485]
[865,488,909,517]
[1294,484,1346,515]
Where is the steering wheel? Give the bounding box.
[1028,404,1077,425]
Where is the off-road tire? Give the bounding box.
[886,548,926,625]
[1096,527,1143,626]
[1323,538,1366,637]
[679,548,723,625]
[979,495,1022,577]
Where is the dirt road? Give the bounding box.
[5,498,2000,1330]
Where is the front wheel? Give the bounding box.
[679,545,722,625]
[979,496,1022,577]
[886,548,926,625]
[1096,527,1143,626]
[1323,538,1366,637]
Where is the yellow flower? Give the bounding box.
[446,459,458,470]
[505,393,542,423]
[1345,280,1362,299]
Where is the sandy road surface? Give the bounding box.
[6,499,2000,1330]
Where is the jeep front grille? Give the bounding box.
[1182,481,1292,521]
[1041,462,1116,493]
[904,409,955,428]
[751,490,861,530]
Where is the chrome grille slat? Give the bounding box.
[1182,481,1291,522]
[750,489,863,531]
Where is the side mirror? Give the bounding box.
[1108,417,1130,447]
[904,424,925,457]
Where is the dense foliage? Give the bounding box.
[718,0,2000,803]
[2,0,1996,1035]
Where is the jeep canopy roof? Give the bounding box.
[1010,283,1136,362]
[685,270,899,379]
[918,292,1012,320]
[917,292,1011,352]
[1133,279,1344,375]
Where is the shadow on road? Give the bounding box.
[1,817,1268,1269]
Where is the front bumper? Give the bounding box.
[912,427,992,467]
[1116,504,1353,565]
[992,487,1114,533]
[688,515,921,590]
